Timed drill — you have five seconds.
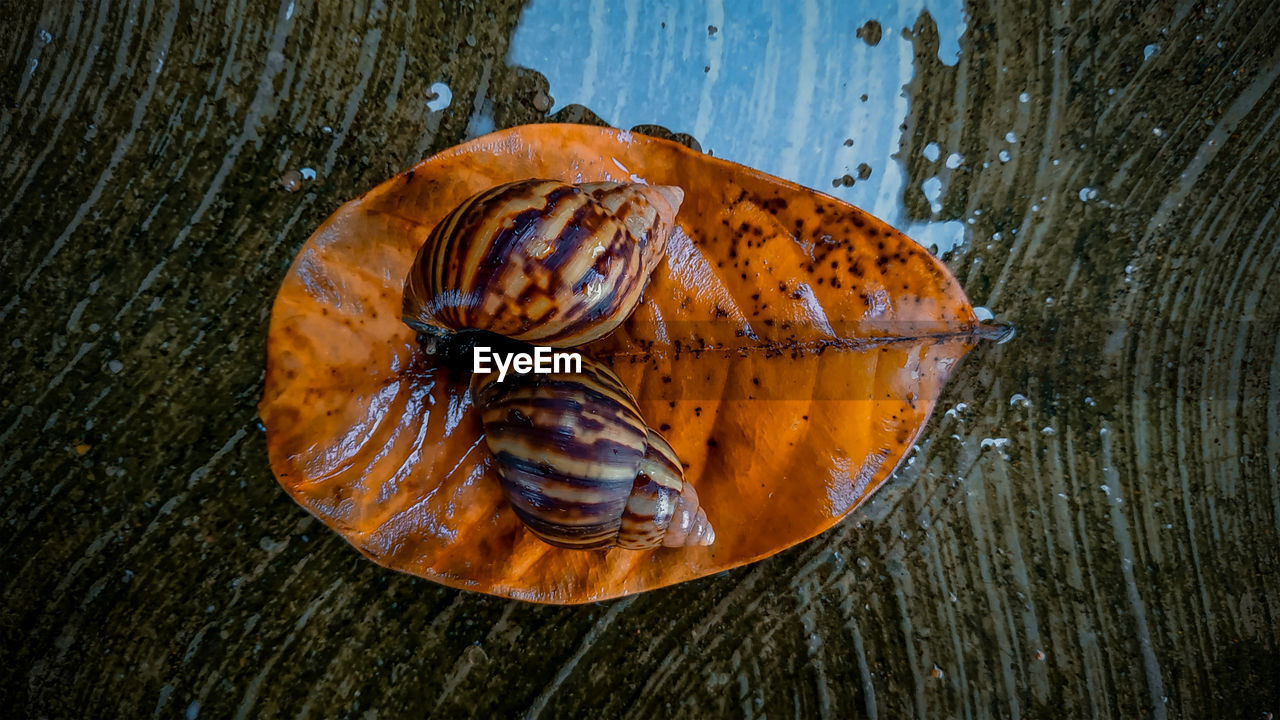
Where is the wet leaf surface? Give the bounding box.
[261,124,987,602]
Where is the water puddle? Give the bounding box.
[509,0,968,254]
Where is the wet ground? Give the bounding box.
[3,0,1278,717]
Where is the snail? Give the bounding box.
[401,177,705,551]
[471,357,714,550]
[402,178,684,348]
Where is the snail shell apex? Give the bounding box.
[402,178,684,348]
[473,360,713,550]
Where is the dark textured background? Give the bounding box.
[3,1,1278,717]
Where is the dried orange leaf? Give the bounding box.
[260,124,991,604]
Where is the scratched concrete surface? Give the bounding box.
[2,1,1278,718]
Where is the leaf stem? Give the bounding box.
[972,320,1016,344]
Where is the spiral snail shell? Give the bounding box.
[402,178,684,348]
[472,358,714,550]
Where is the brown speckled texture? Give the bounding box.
[2,1,1278,717]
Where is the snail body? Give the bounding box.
[472,358,713,550]
[402,178,684,348]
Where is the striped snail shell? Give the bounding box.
[472,358,714,550]
[402,178,684,348]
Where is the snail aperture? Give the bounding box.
[402,178,684,348]
[472,359,714,550]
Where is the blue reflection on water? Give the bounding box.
[509,0,968,254]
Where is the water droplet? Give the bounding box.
[527,236,555,260]
[426,82,452,112]
[279,169,303,192]
[922,177,944,214]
